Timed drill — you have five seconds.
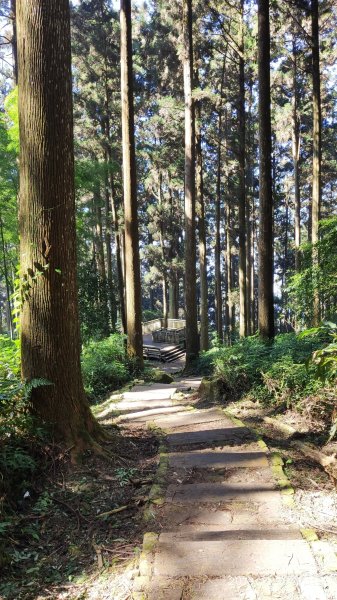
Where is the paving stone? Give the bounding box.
[169,449,269,469]
[166,481,279,504]
[166,426,255,447]
[153,539,317,577]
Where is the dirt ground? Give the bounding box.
[0,415,159,600]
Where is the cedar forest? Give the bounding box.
[1,0,337,597]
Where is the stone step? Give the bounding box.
[153,538,317,577]
[150,408,226,430]
[115,405,186,423]
[140,575,328,600]
[189,575,328,600]
[160,527,302,540]
[166,426,256,447]
[166,481,281,505]
[113,398,174,412]
[122,388,176,401]
[169,448,269,469]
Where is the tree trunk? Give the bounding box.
[292,37,301,274]
[215,110,223,343]
[0,212,13,338]
[120,0,143,365]
[311,0,321,326]
[104,152,117,331]
[11,0,18,84]
[16,0,102,451]
[257,0,274,339]
[225,195,233,344]
[238,0,247,337]
[195,98,209,351]
[107,151,126,334]
[183,0,199,364]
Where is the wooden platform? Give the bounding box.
[143,334,186,362]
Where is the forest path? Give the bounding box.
[116,379,336,600]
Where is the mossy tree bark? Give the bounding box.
[17,0,103,452]
[120,0,143,365]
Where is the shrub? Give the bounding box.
[198,332,326,406]
[81,333,135,400]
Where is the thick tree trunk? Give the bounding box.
[120,0,143,365]
[183,0,199,364]
[311,0,321,326]
[195,98,209,351]
[238,0,247,337]
[292,38,301,274]
[17,0,102,450]
[258,0,274,339]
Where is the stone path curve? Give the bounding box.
[114,379,337,600]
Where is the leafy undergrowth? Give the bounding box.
[0,401,158,600]
[198,331,336,439]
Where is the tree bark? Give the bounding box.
[17,0,102,450]
[120,0,143,365]
[292,37,301,274]
[311,0,321,326]
[258,0,274,339]
[238,0,247,337]
[183,0,199,364]
[215,110,223,343]
[195,97,209,351]
[104,152,117,331]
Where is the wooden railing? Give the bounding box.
[142,318,186,334]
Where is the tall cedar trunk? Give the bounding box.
[17,0,101,449]
[195,98,209,351]
[246,76,255,334]
[168,186,179,319]
[225,196,233,343]
[258,0,274,339]
[104,152,117,330]
[183,0,199,364]
[215,110,223,342]
[0,212,13,338]
[107,150,126,333]
[120,0,143,365]
[292,37,301,274]
[11,0,18,84]
[311,0,321,325]
[159,174,168,328]
[238,0,247,337]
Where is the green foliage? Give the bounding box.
[81,334,135,400]
[198,332,325,406]
[288,218,337,326]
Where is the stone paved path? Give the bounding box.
[114,380,337,599]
